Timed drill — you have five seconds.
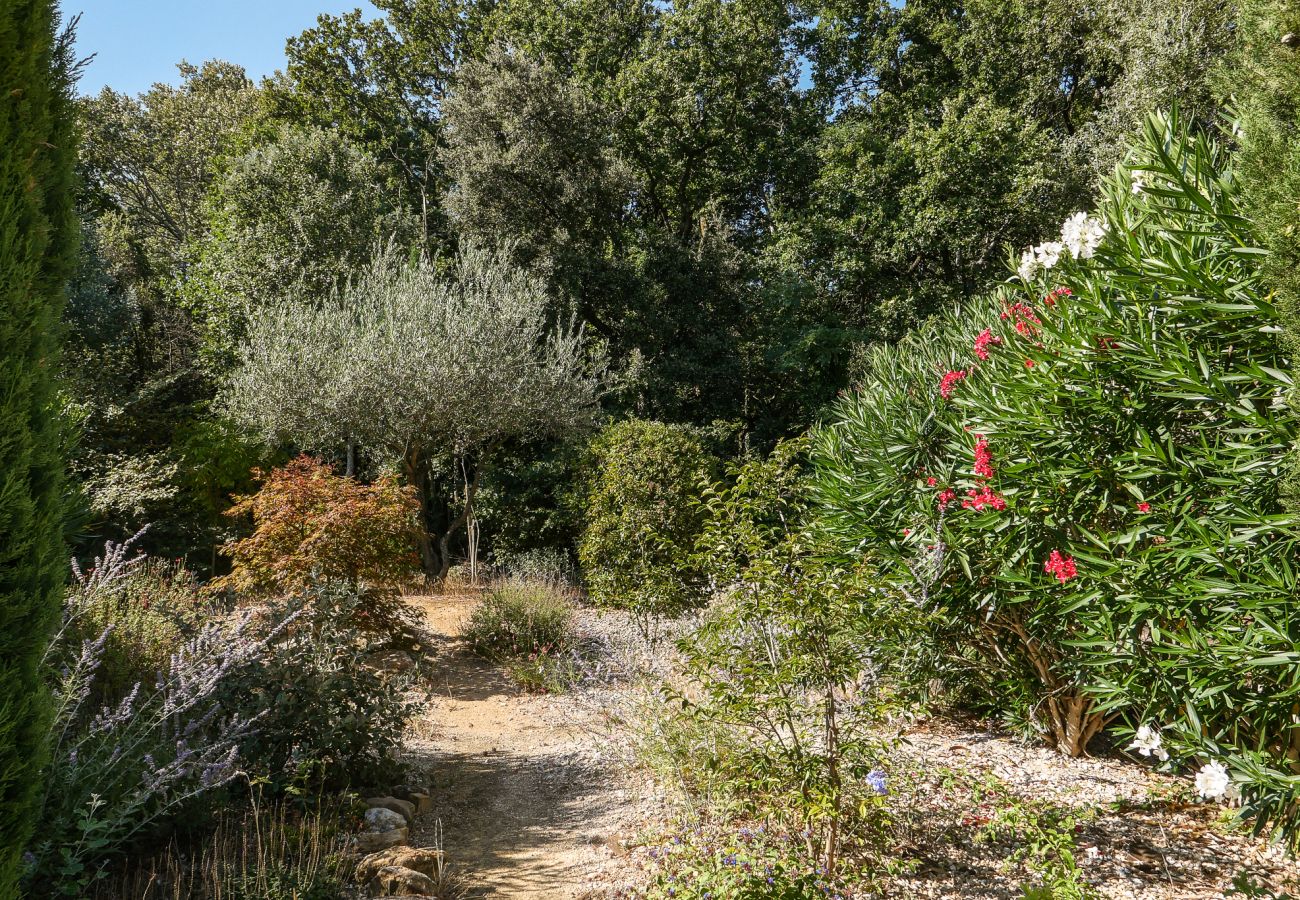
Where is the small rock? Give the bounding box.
[369,864,436,896]
[1284,32,1299,48]
[365,796,416,826]
[355,827,409,853]
[365,807,408,833]
[356,847,446,884]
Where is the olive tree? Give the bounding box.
[222,242,604,578]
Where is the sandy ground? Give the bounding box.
[392,594,1300,900]
[401,594,652,899]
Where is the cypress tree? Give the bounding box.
[0,1,77,893]
[1227,0,1300,505]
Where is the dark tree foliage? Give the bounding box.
[1227,0,1300,507]
[0,0,77,892]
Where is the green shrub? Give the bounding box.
[464,579,575,658]
[220,582,418,793]
[638,822,869,900]
[577,419,717,614]
[64,550,204,702]
[813,110,1300,844]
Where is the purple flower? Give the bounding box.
[866,769,889,796]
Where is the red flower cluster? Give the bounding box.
[937,488,957,506]
[1043,550,1077,584]
[927,476,938,486]
[973,328,1002,361]
[1137,501,1151,513]
[963,485,1007,511]
[1044,287,1072,307]
[939,369,967,399]
[973,436,994,479]
[1001,301,1042,336]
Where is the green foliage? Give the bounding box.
[814,111,1300,843]
[1227,0,1300,509]
[679,444,915,869]
[222,241,605,577]
[216,455,419,595]
[577,420,717,614]
[185,125,418,367]
[0,1,78,892]
[638,822,867,900]
[63,557,201,702]
[220,583,418,794]
[464,579,575,658]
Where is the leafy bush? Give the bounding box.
[671,443,915,869]
[28,537,282,897]
[577,419,717,614]
[220,582,418,793]
[64,537,204,701]
[464,579,575,659]
[217,455,419,594]
[639,822,867,900]
[813,111,1300,843]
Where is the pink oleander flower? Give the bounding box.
[1044,550,1077,583]
[940,369,967,399]
[973,329,1002,361]
[962,486,1007,512]
[1024,358,1035,368]
[1044,287,1072,307]
[937,488,956,505]
[1001,301,1042,337]
[973,436,994,480]
[1137,502,1151,513]
[927,476,938,487]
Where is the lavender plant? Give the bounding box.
[26,534,296,897]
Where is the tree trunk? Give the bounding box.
[402,446,439,579]
[435,453,489,581]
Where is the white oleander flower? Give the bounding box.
[1034,241,1063,269]
[1127,724,1169,761]
[1195,760,1231,800]
[1018,249,1038,281]
[1061,212,1106,260]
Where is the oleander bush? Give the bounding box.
[813,110,1300,843]
[576,419,717,615]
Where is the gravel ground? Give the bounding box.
[404,594,1300,899]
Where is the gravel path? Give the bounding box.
[401,594,660,899]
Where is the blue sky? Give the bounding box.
[69,0,377,95]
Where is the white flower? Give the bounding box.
[1060,212,1107,260]
[1195,760,1232,800]
[1127,724,1169,761]
[1033,241,1063,269]
[1131,172,1146,194]
[1017,249,1038,281]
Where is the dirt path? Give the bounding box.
[402,594,646,899]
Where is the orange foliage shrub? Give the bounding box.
[217,456,419,594]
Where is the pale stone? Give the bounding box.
[354,827,408,853]
[369,864,437,896]
[365,796,416,826]
[364,806,408,833]
[356,847,445,884]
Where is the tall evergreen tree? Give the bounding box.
[0,1,77,892]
